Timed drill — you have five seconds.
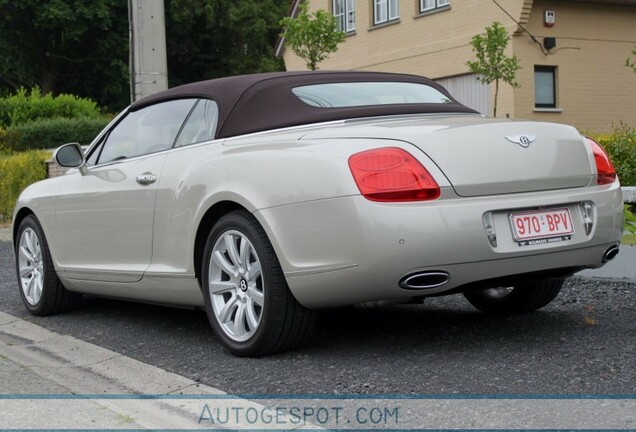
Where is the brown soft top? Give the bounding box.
[130,71,477,139]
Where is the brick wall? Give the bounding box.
[46,160,68,178]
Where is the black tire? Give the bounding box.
[15,215,82,316]
[201,211,317,357]
[463,278,565,315]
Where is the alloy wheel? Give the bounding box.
[208,230,264,342]
[18,228,44,305]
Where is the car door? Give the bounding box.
[53,99,197,282]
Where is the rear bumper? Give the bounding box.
[255,183,623,309]
[287,243,616,308]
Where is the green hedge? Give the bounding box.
[0,87,102,128]
[0,117,110,152]
[589,123,636,186]
[0,150,50,220]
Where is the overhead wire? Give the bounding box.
[490,0,550,55]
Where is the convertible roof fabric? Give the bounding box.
[130,71,477,139]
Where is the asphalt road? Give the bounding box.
[1,241,634,395]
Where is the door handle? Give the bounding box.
[136,173,157,185]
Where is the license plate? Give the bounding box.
[509,208,574,245]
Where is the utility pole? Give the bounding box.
[128,0,169,102]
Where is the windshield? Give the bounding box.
[292,82,453,108]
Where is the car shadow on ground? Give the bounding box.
[36,293,586,360]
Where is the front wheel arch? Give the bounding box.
[12,207,35,246]
[15,214,82,315]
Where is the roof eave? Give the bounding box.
[275,0,305,58]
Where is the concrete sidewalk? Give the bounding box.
[1,311,314,430]
[0,311,231,429]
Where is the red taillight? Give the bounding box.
[348,147,440,202]
[587,137,617,185]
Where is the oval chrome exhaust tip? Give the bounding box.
[400,271,450,290]
[602,245,619,263]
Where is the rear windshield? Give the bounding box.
[292,82,452,108]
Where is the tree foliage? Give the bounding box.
[166,0,287,86]
[626,46,636,73]
[466,22,520,117]
[280,2,346,71]
[0,0,129,110]
[0,0,289,111]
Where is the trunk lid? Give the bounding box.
[301,115,593,197]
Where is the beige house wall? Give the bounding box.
[281,0,636,131]
[513,0,636,131]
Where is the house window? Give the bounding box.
[535,66,557,108]
[373,0,399,25]
[333,0,356,32]
[420,0,450,13]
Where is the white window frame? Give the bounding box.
[419,0,450,13]
[333,0,356,33]
[373,0,399,25]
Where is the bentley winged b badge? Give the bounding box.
[505,134,536,148]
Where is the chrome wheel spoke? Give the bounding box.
[19,246,35,263]
[224,235,241,269]
[247,289,264,307]
[217,295,239,324]
[246,260,261,281]
[20,265,34,278]
[246,302,260,331]
[213,250,236,276]
[209,280,236,294]
[26,275,36,300]
[239,237,250,271]
[233,303,248,336]
[24,230,36,255]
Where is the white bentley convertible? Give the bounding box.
[13,71,624,356]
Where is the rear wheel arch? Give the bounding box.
[194,201,248,285]
[201,210,317,356]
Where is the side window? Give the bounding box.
[175,99,219,147]
[86,136,105,166]
[97,99,196,164]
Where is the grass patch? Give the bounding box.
[623,204,636,245]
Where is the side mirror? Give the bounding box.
[54,143,87,176]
